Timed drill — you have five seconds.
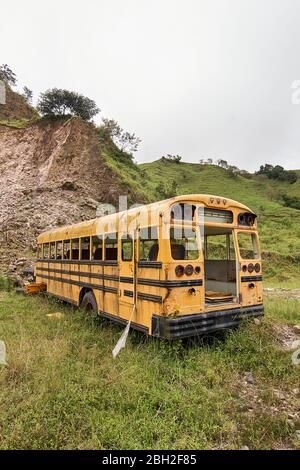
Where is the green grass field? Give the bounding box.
[0,291,299,450]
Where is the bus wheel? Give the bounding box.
[81,291,98,313]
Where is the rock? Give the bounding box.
[244,372,255,385]
[293,325,300,335]
[61,181,77,191]
[240,446,250,450]
[254,318,261,325]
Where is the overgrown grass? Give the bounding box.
[0,275,13,291]
[0,293,299,450]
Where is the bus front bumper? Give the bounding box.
[152,304,264,339]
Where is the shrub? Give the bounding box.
[256,164,298,184]
[282,194,300,210]
[0,275,13,291]
[161,154,182,164]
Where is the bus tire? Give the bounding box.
[81,291,98,313]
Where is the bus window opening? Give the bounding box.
[204,228,237,304]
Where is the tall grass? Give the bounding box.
[0,275,13,291]
[0,293,299,450]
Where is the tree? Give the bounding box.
[37,88,100,121]
[227,165,240,178]
[22,86,33,104]
[102,118,141,153]
[256,163,298,184]
[0,64,17,87]
[162,154,182,164]
[217,159,228,169]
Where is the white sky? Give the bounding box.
[1,0,300,170]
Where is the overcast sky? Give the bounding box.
[2,0,300,170]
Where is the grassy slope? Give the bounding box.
[102,151,300,285]
[0,291,299,450]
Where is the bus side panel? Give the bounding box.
[136,265,162,333]
[103,264,119,317]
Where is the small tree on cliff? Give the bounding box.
[37,88,100,121]
[22,86,33,104]
[0,64,17,87]
[102,118,141,153]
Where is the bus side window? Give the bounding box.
[81,237,91,260]
[92,236,103,260]
[71,239,79,260]
[50,242,56,259]
[139,227,158,261]
[105,233,118,261]
[122,235,133,261]
[57,241,63,259]
[63,240,70,260]
[43,243,49,259]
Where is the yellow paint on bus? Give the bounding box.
[36,194,264,338]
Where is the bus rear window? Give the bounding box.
[204,208,233,224]
[170,228,199,260]
[238,232,260,259]
[171,204,196,222]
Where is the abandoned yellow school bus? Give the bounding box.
[35,194,264,339]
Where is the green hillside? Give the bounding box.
[102,149,300,286]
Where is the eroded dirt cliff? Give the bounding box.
[0,116,136,278]
[0,84,36,120]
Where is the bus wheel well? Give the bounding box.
[79,287,94,307]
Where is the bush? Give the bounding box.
[0,275,13,291]
[256,164,298,184]
[156,180,178,198]
[161,154,182,164]
[282,194,300,210]
[37,88,100,121]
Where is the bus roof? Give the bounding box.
[37,194,254,243]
